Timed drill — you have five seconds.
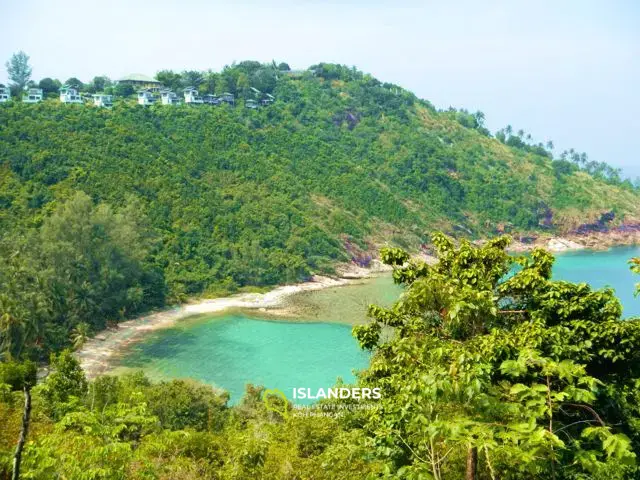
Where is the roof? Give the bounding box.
[118,73,161,84]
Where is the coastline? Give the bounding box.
[76,231,639,379]
[508,231,640,253]
[76,262,391,379]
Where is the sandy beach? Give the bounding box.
[75,269,389,379]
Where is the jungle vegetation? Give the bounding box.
[2,60,640,357]
[1,236,640,479]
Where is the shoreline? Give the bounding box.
[76,262,391,379]
[76,232,639,379]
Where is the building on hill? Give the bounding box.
[219,92,234,105]
[137,89,155,106]
[183,87,203,104]
[59,86,83,104]
[92,94,113,108]
[245,99,258,109]
[261,93,275,106]
[203,94,220,105]
[22,88,43,103]
[160,90,180,105]
[0,86,9,102]
[117,73,162,92]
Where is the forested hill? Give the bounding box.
[1,62,638,304]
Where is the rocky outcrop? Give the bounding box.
[546,238,585,252]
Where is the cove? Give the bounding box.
[112,246,640,403]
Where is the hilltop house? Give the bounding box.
[261,93,275,106]
[59,86,83,104]
[118,73,162,92]
[0,86,9,102]
[245,99,258,109]
[183,87,203,104]
[160,90,180,105]
[22,88,43,103]
[137,89,155,106]
[92,94,113,107]
[203,94,219,105]
[219,92,234,105]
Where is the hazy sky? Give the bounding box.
[1,0,638,176]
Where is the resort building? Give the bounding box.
[183,87,203,104]
[219,92,235,105]
[59,86,83,104]
[137,89,155,106]
[203,94,220,105]
[117,74,163,92]
[22,88,43,103]
[92,94,113,108]
[0,86,10,103]
[160,90,180,105]
[245,99,258,109]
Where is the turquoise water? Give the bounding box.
[553,246,640,317]
[114,246,640,403]
[117,314,371,404]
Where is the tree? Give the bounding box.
[5,51,32,93]
[89,76,111,93]
[63,77,83,90]
[180,70,203,88]
[40,192,155,331]
[155,70,182,91]
[353,234,639,478]
[38,77,60,97]
[40,349,88,419]
[473,110,485,128]
[0,360,37,480]
[114,82,134,97]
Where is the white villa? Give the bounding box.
[23,88,43,103]
[137,89,155,106]
[183,87,203,104]
[160,90,180,105]
[245,99,258,109]
[59,86,83,104]
[92,94,113,108]
[0,86,10,103]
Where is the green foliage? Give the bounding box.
[0,360,37,391]
[2,63,637,317]
[5,51,32,92]
[39,349,88,418]
[0,192,163,358]
[352,233,640,478]
[2,234,640,478]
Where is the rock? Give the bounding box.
[547,237,585,252]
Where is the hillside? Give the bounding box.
[1,62,638,302]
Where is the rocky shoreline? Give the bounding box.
[75,261,392,379]
[75,229,638,379]
[508,229,640,253]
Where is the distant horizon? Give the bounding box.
[2,0,638,178]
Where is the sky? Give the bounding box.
[1,0,638,177]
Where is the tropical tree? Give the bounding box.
[38,77,60,97]
[0,360,37,480]
[353,234,640,479]
[5,51,32,93]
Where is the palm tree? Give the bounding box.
[71,322,91,349]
